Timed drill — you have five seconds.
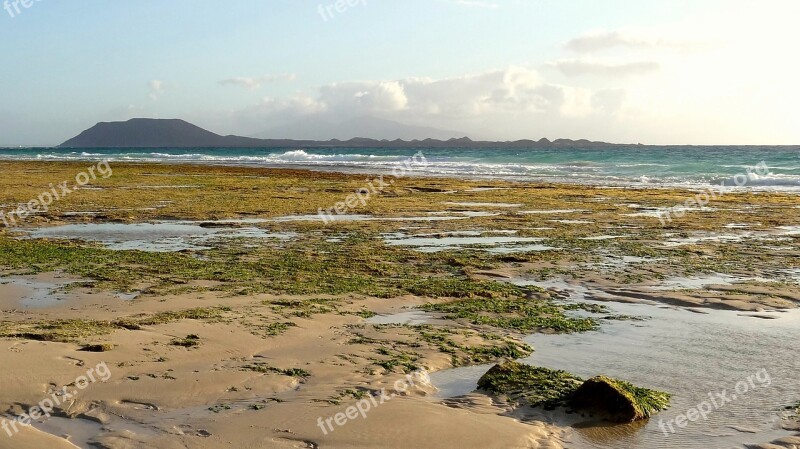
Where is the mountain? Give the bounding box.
[59,118,631,148]
[60,118,265,148]
[255,116,467,141]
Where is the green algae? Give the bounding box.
[420,296,599,333]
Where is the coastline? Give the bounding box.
[1,161,799,449]
[2,146,800,192]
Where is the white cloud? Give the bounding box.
[320,80,409,113]
[148,80,163,101]
[219,74,297,90]
[228,66,619,139]
[566,31,661,53]
[259,94,326,116]
[256,67,588,119]
[552,60,660,77]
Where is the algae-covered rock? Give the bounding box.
[571,376,671,422]
[477,361,670,421]
[477,361,583,410]
[79,343,115,352]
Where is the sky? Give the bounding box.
[1,0,799,146]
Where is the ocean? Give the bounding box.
[2,146,799,191]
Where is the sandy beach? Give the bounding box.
[1,161,799,449]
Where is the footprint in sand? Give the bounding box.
[8,342,28,352]
[62,356,86,366]
[119,400,160,411]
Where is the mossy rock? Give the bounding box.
[170,334,201,347]
[477,361,670,421]
[79,343,115,352]
[477,361,583,410]
[571,376,670,422]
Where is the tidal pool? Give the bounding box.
[0,275,74,308]
[430,281,800,449]
[24,222,296,252]
[382,233,554,253]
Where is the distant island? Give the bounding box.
[60,118,636,149]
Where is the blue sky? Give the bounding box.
[1,0,798,145]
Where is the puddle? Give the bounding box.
[273,213,496,222]
[428,363,494,398]
[273,214,373,222]
[0,275,75,308]
[443,202,522,208]
[626,206,718,218]
[587,255,665,270]
[366,310,437,325]
[579,235,626,241]
[0,274,143,308]
[464,187,511,192]
[520,209,585,215]
[550,220,594,224]
[382,233,554,254]
[31,416,104,449]
[647,274,773,291]
[62,211,100,217]
[430,279,800,449]
[24,222,296,252]
[435,211,500,218]
[482,244,556,254]
[116,292,140,301]
[662,233,753,247]
[121,185,202,189]
[525,301,799,449]
[783,269,800,284]
[724,223,753,229]
[777,226,800,235]
[198,218,271,224]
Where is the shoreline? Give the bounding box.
[2,150,800,193]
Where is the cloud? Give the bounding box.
[236,66,612,128]
[148,80,163,101]
[258,93,326,116]
[319,80,409,113]
[552,60,660,77]
[591,89,626,114]
[219,74,297,90]
[566,31,650,53]
[311,68,556,117]
[563,30,702,54]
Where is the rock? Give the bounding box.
[477,361,582,410]
[571,376,670,422]
[79,343,115,352]
[477,361,670,422]
[771,436,800,448]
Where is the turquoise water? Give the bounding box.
[1,146,799,189]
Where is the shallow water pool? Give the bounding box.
[430,282,800,449]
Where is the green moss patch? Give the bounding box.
[0,307,232,343]
[242,363,311,378]
[421,296,598,333]
[170,334,201,348]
